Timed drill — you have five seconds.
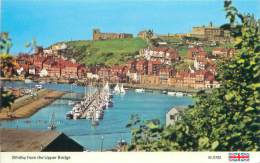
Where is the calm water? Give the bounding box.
[0,81,193,151]
[2,0,259,53]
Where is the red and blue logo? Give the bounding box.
[229,153,250,162]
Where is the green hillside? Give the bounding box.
[63,38,147,66]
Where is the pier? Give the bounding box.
[0,89,66,120]
[44,97,82,101]
[66,83,113,124]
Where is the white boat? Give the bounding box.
[68,100,75,106]
[162,90,167,94]
[113,83,121,94]
[39,81,46,84]
[176,92,184,97]
[48,112,56,130]
[120,84,125,94]
[68,85,75,105]
[104,82,110,92]
[24,79,32,84]
[135,88,145,93]
[35,84,43,89]
[167,92,176,96]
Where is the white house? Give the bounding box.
[166,106,186,126]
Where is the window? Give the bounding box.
[170,115,175,120]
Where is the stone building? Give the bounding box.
[93,29,133,41]
[190,23,231,42]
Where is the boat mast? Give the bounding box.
[49,112,56,130]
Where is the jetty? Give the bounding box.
[0,89,66,120]
[66,83,113,125]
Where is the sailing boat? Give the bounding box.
[120,84,125,94]
[48,112,56,130]
[91,108,99,126]
[68,84,75,106]
[113,83,120,94]
[103,82,110,92]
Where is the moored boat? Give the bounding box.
[176,92,184,97]
[135,88,145,93]
[113,83,120,94]
[120,84,125,94]
[24,79,32,84]
[167,92,176,96]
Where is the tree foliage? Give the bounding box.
[0,32,12,54]
[0,87,16,112]
[128,0,260,151]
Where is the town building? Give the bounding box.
[140,75,160,85]
[187,47,207,60]
[139,47,180,65]
[93,29,133,41]
[148,60,161,75]
[15,53,86,79]
[212,48,235,58]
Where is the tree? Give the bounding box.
[0,32,13,54]
[25,38,38,54]
[128,0,260,151]
[0,87,16,115]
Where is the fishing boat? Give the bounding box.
[48,112,56,130]
[135,88,145,93]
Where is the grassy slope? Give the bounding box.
[65,38,147,66]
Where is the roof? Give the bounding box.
[167,106,187,114]
[0,128,83,152]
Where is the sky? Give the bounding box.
[1,0,260,54]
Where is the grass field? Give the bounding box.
[64,38,147,66]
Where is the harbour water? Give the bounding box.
[0,81,193,151]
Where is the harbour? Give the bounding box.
[0,81,193,151]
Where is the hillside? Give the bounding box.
[62,38,147,66]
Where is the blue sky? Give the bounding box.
[1,0,259,54]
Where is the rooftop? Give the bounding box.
[0,128,84,152]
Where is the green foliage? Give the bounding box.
[178,46,188,57]
[63,38,147,66]
[0,32,12,54]
[126,114,163,151]
[128,0,260,151]
[0,87,16,111]
[25,38,38,53]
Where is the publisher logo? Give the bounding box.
[229,153,250,162]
